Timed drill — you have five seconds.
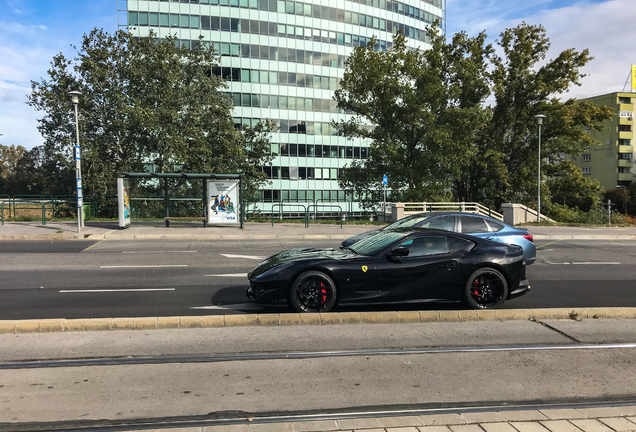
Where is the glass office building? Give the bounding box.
[118,0,445,204]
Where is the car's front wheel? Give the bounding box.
[463,267,508,309]
[289,271,338,313]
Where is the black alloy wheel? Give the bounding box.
[463,267,508,309]
[289,271,338,313]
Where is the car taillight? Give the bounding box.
[523,234,533,242]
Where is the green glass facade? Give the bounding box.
[118,0,445,203]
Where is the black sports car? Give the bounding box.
[247,229,530,312]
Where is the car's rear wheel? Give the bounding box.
[463,268,508,309]
[289,271,338,313]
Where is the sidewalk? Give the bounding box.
[2,220,636,240]
[147,405,636,432]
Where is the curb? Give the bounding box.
[1,308,635,334]
[2,234,636,241]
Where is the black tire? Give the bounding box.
[289,271,338,313]
[463,267,508,309]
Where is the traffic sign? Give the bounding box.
[382,174,388,185]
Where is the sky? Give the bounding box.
[0,0,635,150]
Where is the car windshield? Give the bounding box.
[384,215,429,230]
[349,231,409,256]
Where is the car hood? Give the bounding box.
[340,228,383,248]
[249,247,351,279]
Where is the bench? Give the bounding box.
[164,217,207,227]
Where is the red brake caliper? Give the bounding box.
[472,279,480,296]
[320,282,327,305]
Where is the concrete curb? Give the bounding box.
[2,234,636,241]
[1,308,635,334]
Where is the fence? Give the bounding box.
[0,195,510,225]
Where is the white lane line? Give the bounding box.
[545,262,620,265]
[190,303,265,311]
[122,251,197,254]
[60,288,176,293]
[100,265,188,268]
[204,273,248,277]
[220,254,266,260]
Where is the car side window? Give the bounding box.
[397,236,449,257]
[486,220,504,232]
[460,216,489,234]
[447,237,474,253]
[418,216,455,232]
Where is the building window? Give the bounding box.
[619,125,632,132]
[582,168,590,174]
[619,153,633,160]
[619,97,632,104]
[619,139,632,146]
[582,154,590,161]
[618,167,630,173]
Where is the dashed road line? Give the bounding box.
[204,273,248,277]
[100,265,188,268]
[220,254,266,260]
[59,288,176,293]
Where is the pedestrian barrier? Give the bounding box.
[271,203,308,227]
[1,200,47,225]
[306,204,343,228]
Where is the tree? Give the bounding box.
[27,29,273,201]
[544,160,603,212]
[333,28,492,201]
[0,144,27,181]
[459,23,613,208]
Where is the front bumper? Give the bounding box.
[509,279,530,299]
[246,279,288,304]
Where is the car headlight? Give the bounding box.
[256,262,296,279]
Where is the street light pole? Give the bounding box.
[68,90,83,233]
[534,114,546,223]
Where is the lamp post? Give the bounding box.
[617,185,628,215]
[68,90,83,233]
[534,114,546,223]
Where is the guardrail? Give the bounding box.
[1,201,47,225]
[307,204,343,229]
[402,202,503,221]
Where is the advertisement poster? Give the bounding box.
[117,177,131,228]
[207,180,239,225]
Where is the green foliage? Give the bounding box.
[463,23,613,208]
[27,29,273,200]
[544,160,603,211]
[333,29,492,201]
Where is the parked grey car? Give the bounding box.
[340,212,536,265]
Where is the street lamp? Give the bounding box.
[68,90,83,233]
[535,114,546,223]
[617,185,628,215]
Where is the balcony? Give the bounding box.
[618,159,633,167]
[619,131,634,140]
[618,172,633,182]
[619,145,634,153]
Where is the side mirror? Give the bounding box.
[388,246,409,258]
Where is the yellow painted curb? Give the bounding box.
[1,308,635,333]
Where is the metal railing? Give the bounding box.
[306,204,343,228]
[402,202,503,221]
[1,201,47,225]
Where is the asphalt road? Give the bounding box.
[1,238,636,319]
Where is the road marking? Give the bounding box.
[190,303,266,311]
[100,265,188,268]
[220,254,265,260]
[82,241,103,252]
[122,251,197,254]
[537,239,563,249]
[545,262,620,265]
[59,288,176,293]
[204,273,248,277]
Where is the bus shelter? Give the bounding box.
[117,172,243,229]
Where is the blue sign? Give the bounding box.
[382,174,388,185]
